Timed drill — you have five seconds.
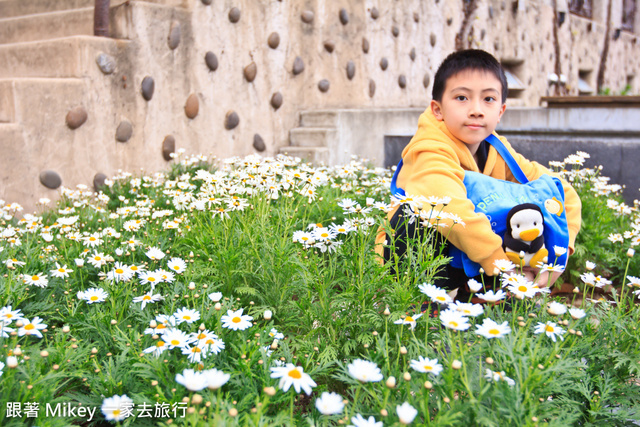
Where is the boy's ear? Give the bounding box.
[430,100,444,121]
[497,103,506,121]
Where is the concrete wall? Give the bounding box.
[1,0,640,212]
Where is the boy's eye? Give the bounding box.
[484,96,496,102]
[455,95,467,101]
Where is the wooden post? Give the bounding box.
[94,0,111,37]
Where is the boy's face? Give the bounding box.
[430,69,506,154]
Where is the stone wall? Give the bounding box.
[1,0,639,212]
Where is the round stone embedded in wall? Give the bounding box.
[398,74,407,89]
[410,47,416,61]
[95,53,115,74]
[271,92,283,110]
[430,33,437,47]
[324,40,335,53]
[318,79,330,92]
[339,8,349,25]
[228,7,241,23]
[253,133,266,152]
[380,57,388,71]
[488,6,494,19]
[369,79,376,97]
[141,76,154,101]
[423,73,430,88]
[392,26,400,37]
[184,94,199,119]
[225,110,240,130]
[162,135,176,161]
[205,52,218,71]
[292,56,305,75]
[93,172,107,192]
[301,10,314,23]
[370,7,379,19]
[168,22,181,50]
[268,32,280,49]
[346,60,355,80]
[115,121,133,142]
[414,12,419,22]
[40,170,61,189]
[446,17,453,26]
[66,106,87,130]
[244,62,257,82]
[201,0,212,4]
[362,37,369,54]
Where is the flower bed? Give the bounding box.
[0,151,639,426]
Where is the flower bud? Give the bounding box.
[214,302,221,311]
[62,325,70,333]
[451,360,462,370]
[7,356,18,368]
[424,381,433,389]
[264,310,273,320]
[149,320,157,328]
[400,346,407,355]
[380,409,388,416]
[628,248,635,258]
[40,350,49,358]
[485,357,494,365]
[188,282,196,290]
[403,372,411,381]
[383,307,391,316]
[263,386,276,396]
[385,376,396,388]
[228,408,238,417]
[191,394,203,405]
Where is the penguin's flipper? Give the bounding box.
[529,248,549,269]
[505,251,525,268]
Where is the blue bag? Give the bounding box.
[390,134,570,277]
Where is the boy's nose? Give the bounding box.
[468,101,484,117]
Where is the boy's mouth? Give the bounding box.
[466,123,484,130]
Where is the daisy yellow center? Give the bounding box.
[183,316,191,320]
[489,329,500,335]
[463,310,471,314]
[157,324,166,330]
[90,296,99,301]
[131,266,138,271]
[405,316,414,322]
[197,333,206,339]
[58,268,65,273]
[113,409,121,417]
[232,316,242,323]
[288,369,302,379]
[321,233,329,238]
[6,314,13,318]
[192,347,202,353]
[143,296,151,301]
[171,340,180,346]
[95,257,102,261]
[436,296,446,301]
[148,277,156,282]
[545,325,555,333]
[89,237,96,241]
[518,286,528,292]
[205,339,214,344]
[32,275,40,281]
[173,266,180,270]
[116,269,124,274]
[156,341,165,347]
[301,237,309,241]
[424,365,433,370]
[25,324,35,330]
[449,321,458,328]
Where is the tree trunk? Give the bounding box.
[94,0,111,37]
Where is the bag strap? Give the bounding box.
[390,159,406,197]
[484,134,529,184]
[389,133,529,195]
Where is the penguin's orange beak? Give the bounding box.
[519,229,540,242]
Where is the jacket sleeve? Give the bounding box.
[401,141,509,275]
[498,136,582,254]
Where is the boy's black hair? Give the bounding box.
[432,49,508,104]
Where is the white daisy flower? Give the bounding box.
[138,270,162,287]
[534,321,565,342]
[106,262,134,283]
[77,288,108,304]
[18,317,47,338]
[162,329,194,349]
[450,301,484,317]
[87,252,107,268]
[475,318,511,339]
[315,391,344,415]
[145,247,166,261]
[0,306,24,324]
[270,364,317,395]
[132,292,164,310]
[568,308,586,319]
[467,278,483,292]
[174,307,200,324]
[202,368,230,390]
[181,344,207,363]
[476,289,507,303]
[350,414,383,427]
[439,309,470,331]
[50,263,73,278]
[393,313,423,330]
[208,292,223,302]
[484,369,515,386]
[221,308,253,331]
[347,359,383,383]
[176,369,208,391]
[23,273,48,288]
[167,257,187,274]
[143,339,169,357]
[493,259,516,273]
[101,394,134,422]
[409,356,443,375]
[396,402,418,425]
[83,233,103,248]
[547,302,567,316]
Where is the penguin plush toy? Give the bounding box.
[503,203,549,268]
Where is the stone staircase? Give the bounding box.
[280,111,337,165]
[0,0,189,210]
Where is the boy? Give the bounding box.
[376,49,581,300]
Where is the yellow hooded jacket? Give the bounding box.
[375,108,582,275]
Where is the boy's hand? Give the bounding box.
[522,267,563,289]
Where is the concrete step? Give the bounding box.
[278,146,330,166]
[289,127,337,147]
[0,78,85,125]
[0,36,129,79]
[299,110,339,128]
[0,123,34,210]
[0,0,188,19]
[0,7,95,45]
